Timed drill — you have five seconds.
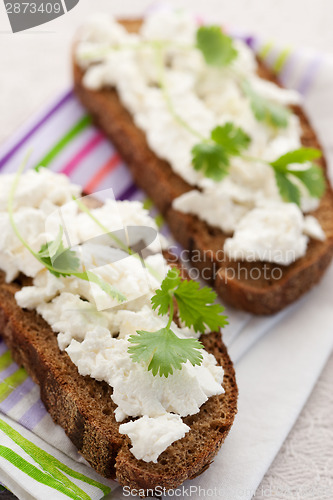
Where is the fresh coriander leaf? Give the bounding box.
[128,327,204,377]
[274,170,301,205]
[174,280,228,333]
[38,237,80,278]
[151,268,181,316]
[196,26,238,67]
[40,241,127,301]
[270,148,325,200]
[270,147,322,170]
[192,124,250,181]
[211,123,251,156]
[151,268,228,334]
[38,227,64,259]
[133,261,228,376]
[40,239,127,301]
[288,164,326,199]
[242,80,290,128]
[192,142,230,181]
[38,238,126,302]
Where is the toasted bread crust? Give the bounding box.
[0,267,237,492]
[72,19,333,315]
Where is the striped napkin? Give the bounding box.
[0,33,333,500]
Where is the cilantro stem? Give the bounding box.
[80,40,193,62]
[80,41,149,60]
[73,196,163,282]
[166,298,174,331]
[241,154,269,164]
[74,196,131,253]
[155,44,206,141]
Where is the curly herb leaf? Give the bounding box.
[196,25,238,67]
[151,267,181,316]
[289,164,326,199]
[270,147,322,169]
[211,122,251,156]
[152,267,228,334]
[192,142,230,181]
[274,171,301,205]
[37,227,80,278]
[130,268,228,376]
[38,237,127,302]
[192,123,251,181]
[270,147,325,204]
[174,279,229,333]
[128,327,204,378]
[242,80,290,128]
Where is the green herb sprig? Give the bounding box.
[192,123,251,181]
[128,268,228,377]
[192,127,325,205]
[8,154,126,303]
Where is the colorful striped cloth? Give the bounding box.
[0,35,333,500]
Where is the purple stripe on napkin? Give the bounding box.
[0,378,35,413]
[18,398,47,430]
[297,54,323,95]
[0,342,8,357]
[0,89,74,170]
[0,364,19,381]
[118,183,138,201]
[279,50,301,86]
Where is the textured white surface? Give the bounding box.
[1,1,333,498]
[255,355,333,500]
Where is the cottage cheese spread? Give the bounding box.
[2,170,225,462]
[118,414,190,463]
[224,203,325,265]
[0,170,80,281]
[76,10,326,265]
[66,327,223,423]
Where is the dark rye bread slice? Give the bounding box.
[0,267,237,493]
[73,19,333,315]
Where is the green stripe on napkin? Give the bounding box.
[34,115,92,171]
[0,352,13,372]
[0,419,111,498]
[0,368,28,402]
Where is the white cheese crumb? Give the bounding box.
[119,414,190,463]
[224,203,311,265]
[303,215,326,241]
